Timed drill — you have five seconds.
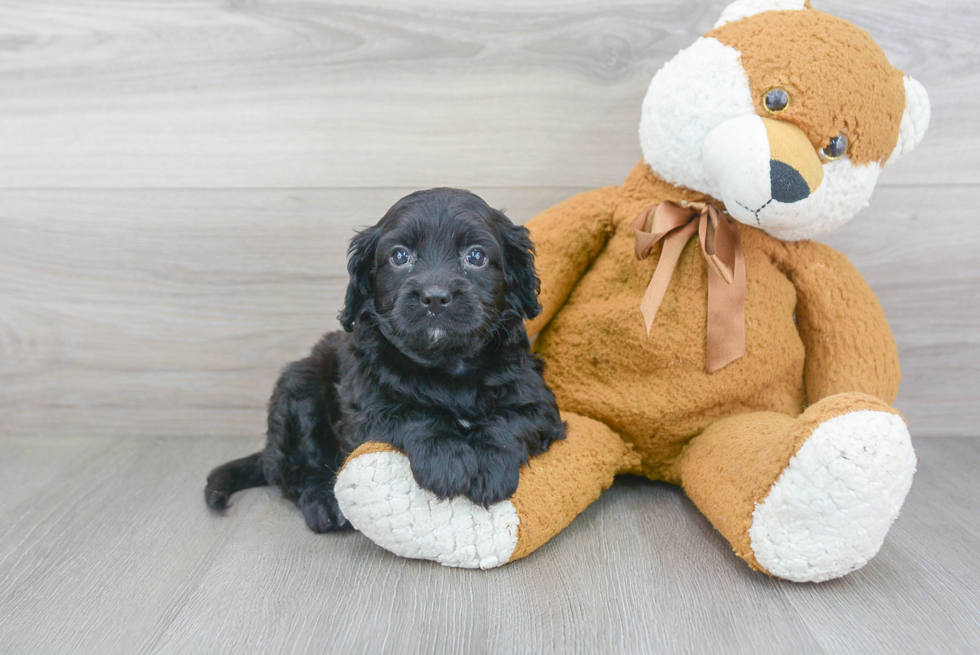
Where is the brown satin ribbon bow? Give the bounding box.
[632,201,746,373]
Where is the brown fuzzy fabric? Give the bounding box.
[676,393,902,573]
[509,413,640,561]
[707,8,905,165]
[528,162,900,485]
[517,160,905,573]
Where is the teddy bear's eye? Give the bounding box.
[819,133,849,161]
[763,88,791,113]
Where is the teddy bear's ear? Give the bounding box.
[713,0,809,29]
[887,76,931,164]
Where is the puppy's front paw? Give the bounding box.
[408,439,478,500]
[298,486,350,533]
[467,452,521,507]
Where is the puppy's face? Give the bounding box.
[340,188,540,367]
[374,203,506,360]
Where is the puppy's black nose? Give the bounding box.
[420,286,452,315]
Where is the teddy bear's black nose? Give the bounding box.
[770,160,811,204]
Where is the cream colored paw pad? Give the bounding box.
[750,410,916,582]
[334,450,519,569]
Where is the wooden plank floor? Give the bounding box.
[0,436,977,654]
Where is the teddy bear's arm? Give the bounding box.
[334,412,638,568]
[524,186,619,337]
[784,240,901,405]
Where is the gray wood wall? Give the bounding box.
[1,0,977,438]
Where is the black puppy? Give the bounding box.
[205,188,566,532]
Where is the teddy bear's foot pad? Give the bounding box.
[334,449,520,569]
[749,410,916,582]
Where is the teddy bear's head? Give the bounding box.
[639,0,930,240]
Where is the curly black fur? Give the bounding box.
[205,188,566,533]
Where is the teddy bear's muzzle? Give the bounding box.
[702,114,826,225]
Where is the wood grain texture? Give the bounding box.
[0,435,977,654]
[2,185,976,438]
[0,0,972,188]
[0,187,582,438]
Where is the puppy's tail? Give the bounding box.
[204,452,267,511]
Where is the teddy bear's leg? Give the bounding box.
[674,392,916,582]
[334,413,638,569]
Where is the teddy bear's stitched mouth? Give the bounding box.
[734,198,772,225]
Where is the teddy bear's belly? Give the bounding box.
[534,247,807,480]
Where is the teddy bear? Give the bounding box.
[332,0,931,582]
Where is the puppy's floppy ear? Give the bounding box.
[492,209,541,320]
[339,224,381,332]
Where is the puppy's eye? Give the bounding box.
[464,248,487,267]
[763,88,791,113]
[819,133,849,161]
[390,248,411,266]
